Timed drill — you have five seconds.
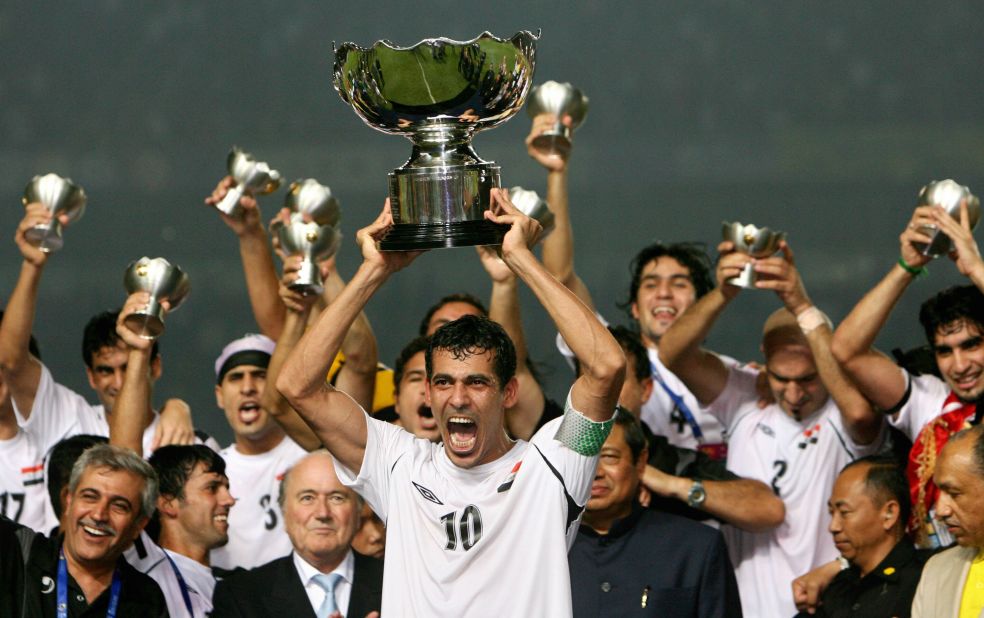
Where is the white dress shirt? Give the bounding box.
[292,549,354,617]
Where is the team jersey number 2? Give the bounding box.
[441,505,483,551]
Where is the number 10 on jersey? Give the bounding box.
[441,505,483,551]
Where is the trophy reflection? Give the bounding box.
[122,257,191,339]
[272,179,342,295]
[22,173,87,253]
[509,187,554,240]
[721,222,786,289]
[215,147,283,218]
[914,179,980,257]
[526,81,589,158]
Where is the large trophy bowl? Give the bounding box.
[122,257,190,340]
[334,30,538,250]
[722,222,786,289]
[272,213,342,296]
[526,80,589,158]
[215,147,283,218]
[22,173,87,253]
[509,186,554,240]
[914,179,980,257]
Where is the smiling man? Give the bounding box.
[212,450,383,617]
[0,443,167,617]
[278,191,625,617]
[832,202,984,548]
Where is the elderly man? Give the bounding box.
[212,450,383,617]
[278,191,625,617]
[0,443,167,616]
[912,425,984,617]
[569,411,740,617]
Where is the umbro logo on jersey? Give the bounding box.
[756,423,775,438]
[497,461,523,493]
[412,481,443,505]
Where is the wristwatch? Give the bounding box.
[687,479,707,508]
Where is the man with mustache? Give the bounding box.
[0,443,167,616]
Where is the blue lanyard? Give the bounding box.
[58,548,122,618]
[164,551,195,616]
[650,360,704,441]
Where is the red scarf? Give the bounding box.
[907,392,976,545]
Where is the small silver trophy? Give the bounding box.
[914,179,980,257]
[334,31,538,250]
[526,80,589,158]
[215,147,283,217]
[122,257,190,339]
[508,186,554,240]
[272,179,342,295]
[721,222,786,289]
[22,173,87,253]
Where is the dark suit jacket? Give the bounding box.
[211,550,383,618]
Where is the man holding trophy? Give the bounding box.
[277,190,625,617]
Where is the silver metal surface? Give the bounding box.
[272,213,342,296]
[122,257,190,339]
[284,179,341,227]
[914,179,981,257]
[721,221,786,289]
[216,147,283,217]
[525,80,589,157]
[508,186,554,240]
[22,173,87,253]
[334,31,538,250]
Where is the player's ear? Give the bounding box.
[502,376,519,408]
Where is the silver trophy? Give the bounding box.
[334,31,538,250]
[508,186,554,240]
[22,173,87,253]
[914,179,980,257]
[721,222,786,289]
[272,179,342,295]
[526,80,589,158]
[215,147,283,217]
[122,257,190,339]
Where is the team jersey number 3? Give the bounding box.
[441,505,483,551]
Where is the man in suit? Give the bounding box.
[913,424,984,617]
[212,450,383,618]
[568,411,741,617]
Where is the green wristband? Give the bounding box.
[898,256,928,278]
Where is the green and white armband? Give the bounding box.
[555,404,615,456]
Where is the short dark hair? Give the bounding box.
[83,310,159,368]
[919,285,984,347]
[394,336,430,392]
[613,408,648,463]
[46,434,109,520]
[426,314,515,388]
[149,445,226,501]
[842,455,911,535]
[620,242,714,316]
[418,293,488,336]
[0,310,41,360]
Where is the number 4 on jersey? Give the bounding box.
[441,505,483,551]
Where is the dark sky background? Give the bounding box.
[2,1,982,445]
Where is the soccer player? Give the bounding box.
[278,190,625,616]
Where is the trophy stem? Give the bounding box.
[915,225,949,257]
[123,299,166,340]
[288,259,325,296]
[530,126,573,158]
[727,263,758,289]
[216,185,246,217]
[24,221,65,253]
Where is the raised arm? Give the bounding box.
[488,189,624,421]
[531,113,595,310]
[657,241,742,405]
[205,176,285,339]
[754,242,882,445]
[0,203,65,419]
[276,202,422,473]
[829,207,937,410]
[109,293,162,456]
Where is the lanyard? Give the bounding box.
[58,548,122,618]
[650,360,704,441]
[164,551,195,616]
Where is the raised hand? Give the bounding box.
[483,188,542,260]
[526,112,571,172]
[115,291,169,351]
[16,202,68,266]
[279,255,321,313]
[932,201,984,280]
[715,240,750,301]
[752,241,812,315]
[475,245,514,283]
[205,175,262,235]
[898,205,937,269]
[355,199,425,274]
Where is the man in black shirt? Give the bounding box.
[0,443,168,617]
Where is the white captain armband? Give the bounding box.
[555,403,615,456]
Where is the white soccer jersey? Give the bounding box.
[334,396,599,618]
[887,369,951,439]
[125,531,216,618]
[210,436,307,570]
[710,363,883,618]
[0,428,56,533]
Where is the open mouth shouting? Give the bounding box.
[447,416,478,454]
[239,401,262,425]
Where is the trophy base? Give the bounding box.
[531,130,572,158]
[123,309,165,340]
[726,263,758,289]
[24,223,64,253]
[379,220,508,251]
[287,260,325,296]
